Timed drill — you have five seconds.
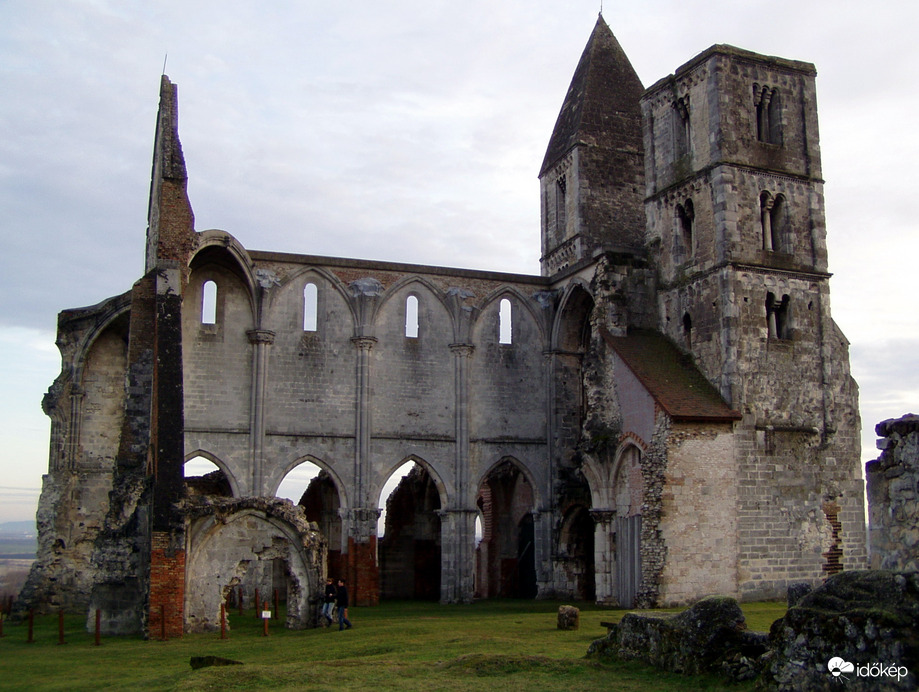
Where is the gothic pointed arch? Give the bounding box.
[184,450,240,498]
[378,458,443,600]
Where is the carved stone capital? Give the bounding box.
[351,336,378,351]
[449,343,474,358]
[590,509,616,525]
[246,329,276,345]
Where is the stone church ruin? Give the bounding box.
[18,15,866,636]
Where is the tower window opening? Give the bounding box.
[303,282,318,332]
[761,192,788,253]
[766,292,791,340]
[499,298,513,345]
[677,199,694,259]
[201,280,217,325]
[682,312,692,348]
[556,176,567,238]
[673,96,690,159]
[755,85,782,145]
[405,295,419,338]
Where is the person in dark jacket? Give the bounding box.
[321,577,336,626]
[336,578,352,630]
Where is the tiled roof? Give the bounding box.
[601,328,741,422]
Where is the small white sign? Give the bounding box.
[262,611,271,619]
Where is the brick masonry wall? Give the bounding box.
[148,532,186,639]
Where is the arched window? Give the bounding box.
[405,295,419,338]
[303,282,318,332]
[673,96,690,159]
[677,199,694,259]
[682,312,692,348]
[766,292,791,340]
[755,85,782,145]
[201,280,217,325]
[499,298,512,345]
[556,176,567,238]
[770,195,787,253]
[761,192,788,253]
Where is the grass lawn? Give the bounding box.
[0,600,785,691]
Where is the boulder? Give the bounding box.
[557,605,579,630]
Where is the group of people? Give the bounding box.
[321,577,352,630]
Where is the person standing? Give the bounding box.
[336,578,352,630]
[321,577,336,626]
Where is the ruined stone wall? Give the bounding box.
[867,414,919,571]
[17,297,130,615]
[184,498,324,632]
[658,422,738,606]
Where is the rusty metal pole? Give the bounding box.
[220,603,226,640]
[58,609,65,645]
[94,609,101,646]
[262,601,269,637]
[27,609,34,644]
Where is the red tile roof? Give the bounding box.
[600,328,741,422]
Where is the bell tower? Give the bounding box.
[539,15,645,277]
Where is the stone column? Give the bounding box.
[441,344,477,604]
[438,508,477,604]
[533,509,554,597]
[346,336,379,605]
[450,343,474,503]
[351,335,377,505]
[591,509,615,605]
[246,329,275,495]
[761,198,774,251]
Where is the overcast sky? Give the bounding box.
[1,0,917,523]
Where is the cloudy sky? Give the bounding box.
[1,0,917,522]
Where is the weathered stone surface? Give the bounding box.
[557,605,580,630]
[758,570,919,691]
[867,414,919,571]
[588,595,767,680]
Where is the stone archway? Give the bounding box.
[379,464,442,600]
[613,446,643,608]
[476,460,536,599]
[299,470,343,579]
[184,498,324,632]
[559,505,596,600]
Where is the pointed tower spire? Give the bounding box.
[539,16,646,276]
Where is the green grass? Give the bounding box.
[0,600,785,691]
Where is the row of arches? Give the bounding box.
[185,437,647,607]
[183,453,546,601]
